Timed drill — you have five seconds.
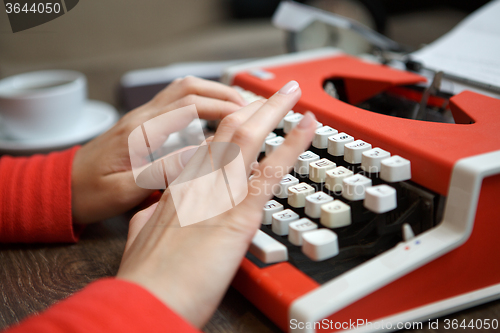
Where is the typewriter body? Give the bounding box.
[222,49,500,332]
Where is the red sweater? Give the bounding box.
[0,148,199,333]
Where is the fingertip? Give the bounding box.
[278,80,300,95]
[297,111,317,130]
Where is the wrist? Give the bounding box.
[71,147,92,224]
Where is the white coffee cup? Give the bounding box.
[0,70,86,140]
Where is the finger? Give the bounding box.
[163,95,243,120]
[124,202,159,253]
[128,105,198,176]
[129,95,232,174]
[152,76,246,111]
[230,80,301,169]
[240,111,317,214]
[211,100,264,144]
[134,145,200,189]
[175,76,246,106]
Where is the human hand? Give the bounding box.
[71,76,246,224]
[116,81,317,327]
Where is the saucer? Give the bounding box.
[0,100,119,155]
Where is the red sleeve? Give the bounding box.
[4,278,201,333]
[0,147,84,243]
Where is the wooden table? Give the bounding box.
[1,215,499,333]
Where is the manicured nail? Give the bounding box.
[278,80,299,95]
[297,111,316,129]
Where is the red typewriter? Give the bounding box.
[222,49,500,332]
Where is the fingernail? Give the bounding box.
[278,80,299,95]
[179,147,198,167]
[297,111,316,129]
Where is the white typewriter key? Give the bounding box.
[316,121,323,128]
[302,229,339,261]
[325,166,354,192]
[364,185,397,213]
[320,200,351,228]
[277,111,294,130]
[309,158,336,183]
[288,219,318,246]
[239,90,257,103]
[249,230,288,264]
[342,174,372,201]
[327,132,354,156]
[272,209,300,236]
[305,191,333,218]
[344,140,372,164]
[288,183,315,208]
[261,132,277,152]
[232,85,244,93]
[361,148,391,173]
[319,200,351,228]
[380,155,411,182]
[263,200,284,225]
[274,174,299,199]
[294,151,319,175]
[265,136,285,156]
[249,95,264,103]
[313,126,338,149]
[283,113,304,134]
[249,69,275,81]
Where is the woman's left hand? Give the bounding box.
[71,76,246,224]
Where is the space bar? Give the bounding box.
[249,230,288,264]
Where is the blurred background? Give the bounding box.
[0,0,489,107]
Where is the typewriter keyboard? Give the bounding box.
[234,87,442,284]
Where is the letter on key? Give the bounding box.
[327,132,354,156]
[313,126,338,149]
[325,166,353,192]
[283,113,304,134]
[288,183,315,208]
[361,147,390,173]
[380,155,411,182]
[274,174,299,199]
[302,229,339,261]
[294,151,319,175]
[249,230,288,264]
[261,132,277,152]
[263,200,284,225]
[309,158,336,183]
[305,191,333,218]
[289,219,318,246]
[364,185,397,213]
[344,140,372,164]
[265,136,285,156]
[272,209,300,236]
[342,174,372,201]
[320,200,351,228]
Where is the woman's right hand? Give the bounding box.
[117,81,318,328]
